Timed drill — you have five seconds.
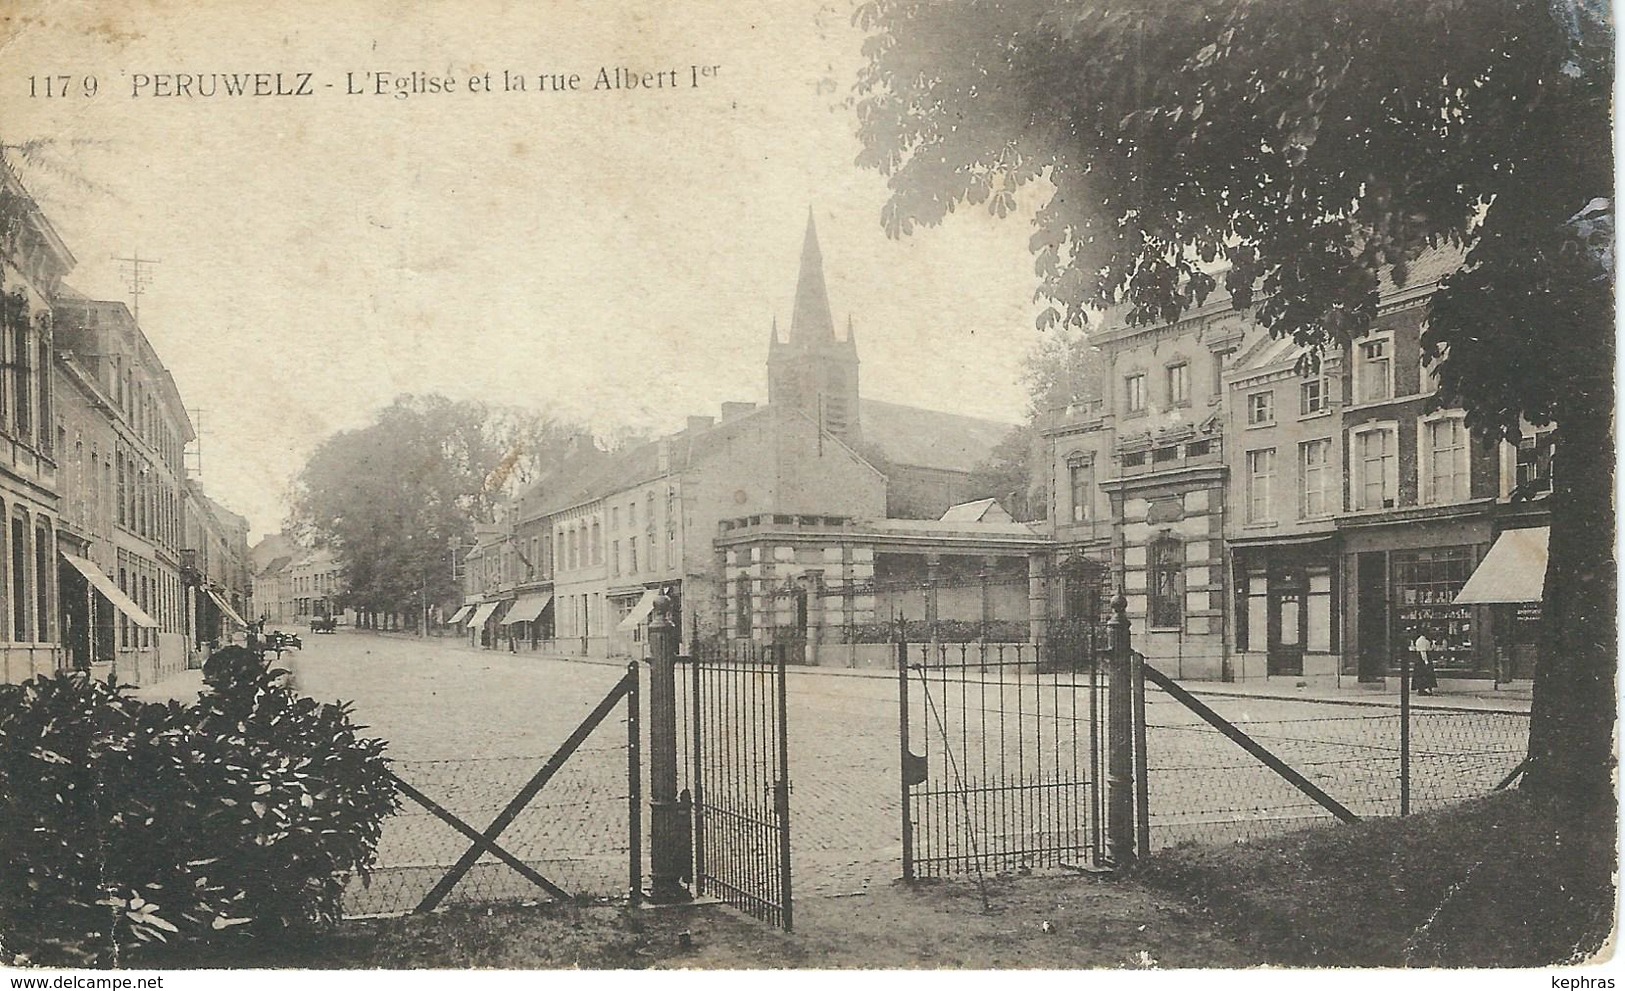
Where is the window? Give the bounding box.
[1306,568,1333,652]
[1246,449,1276,523]
[629,537,638,574]
[1356,337,1393,403]
[11,517,27,642]
[1515,430,1555,496]
[1247,391,1274,425]
[1186,439,1212,458]
[1148,535,1183,628]
[1351,425,1398,510]
[1301,373,1329,415]
[1121,451,1146,467]
[1068,460,1091,523]
[611,506,620,530]
[1422,414,1469,504]
[1124,373,1146,413]
[1244,572,1267,651]
[1300,438,1333,518]
[1152,445,1179,464]
[591,520,602,565]
[1166,363,1189,405]
[735,575,752,636]
[611,539,621,576]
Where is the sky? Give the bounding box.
[3,0,1052,541]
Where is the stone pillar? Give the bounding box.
[645,591,691,903]
[1028,551,1049,644]
[924,554,942,642]
[980,555,998,639]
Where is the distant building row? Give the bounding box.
[0,158,253,687]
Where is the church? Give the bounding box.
[765,213,1015,519]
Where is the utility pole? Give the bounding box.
[186,407,207,478]
[113,252,160,326]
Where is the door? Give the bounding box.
[1267,571,1305,676]
[1356,552,1389,681]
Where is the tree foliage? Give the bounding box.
[855,0,1613,802]
[290,395,587,619]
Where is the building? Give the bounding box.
[0,157,74,684]
[53,291,195,685]
[183,483,252,651]
[1041,249,1551,686]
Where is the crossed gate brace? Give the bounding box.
[386,665,640,913]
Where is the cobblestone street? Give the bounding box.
[279,629,1528,918]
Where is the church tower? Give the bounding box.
[767,212,862,445]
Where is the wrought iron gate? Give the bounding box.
[899,632,1108,878]
[686,640,793,929]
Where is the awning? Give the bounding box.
[447,604,473,624]
[59,552,159,628]
[502,592,553,625]
[467,600,502,628]
[1455,527,1549,605]
[616,590,658,632]
[205,587,249,629]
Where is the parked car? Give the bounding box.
[265,630,303,652]
[311,616,337,634]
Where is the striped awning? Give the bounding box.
[60,552,159,628]
[616,590,658,632]
[467,600,503,628]
[1455,528,1549,605]
[447,604,473,625]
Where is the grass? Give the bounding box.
[1135,789,1616,967]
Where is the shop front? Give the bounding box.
[1231,534,1340,681]
[1338,511,1494,682]
[1455,525,1548,684]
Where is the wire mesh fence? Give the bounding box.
[343,694,637,917]
[1138,679,1530,849]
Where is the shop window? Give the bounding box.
[1355,336,1394,403]
[1306,568,1333,652]
[1300,438,1333,518]
[1422,413,1469,504]
[1245,573,1268,651]
[1392,548,1475,670]
[1148,535,1183,628]
[1247,391,1274,425]
[1351,424,1398,510]
[1124,373,1146,413]
[1245,448,1276,523]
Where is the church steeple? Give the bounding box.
[767,210,862,446]
[789,211,837,348]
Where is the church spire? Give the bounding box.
[789,210,837,347]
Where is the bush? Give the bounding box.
[0,655,397,966]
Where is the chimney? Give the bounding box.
[687,415,715,434]
[720,402,757,421]
[657,438,671,474]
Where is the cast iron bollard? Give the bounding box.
[1106,591,1136,869]
[646,590,692,903]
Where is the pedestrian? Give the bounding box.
[1411,628,1439,696]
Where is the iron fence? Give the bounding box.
[901,639,1109,879]
[1138,680,1530,849]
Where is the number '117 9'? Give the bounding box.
[29,76,98,97]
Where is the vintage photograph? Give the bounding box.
[0,0,1614,977]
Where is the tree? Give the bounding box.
[290,395,587,624]
[854,0,1613,804]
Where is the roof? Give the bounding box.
[939,498,1014,523]
[859,399,1015,473]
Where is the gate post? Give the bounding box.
[646,590,692,903]
[1106,591,1136,869]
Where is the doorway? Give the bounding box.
[1356,552,1388,681]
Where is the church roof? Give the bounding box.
[939,498,1015,523]
[859,399,1014,473]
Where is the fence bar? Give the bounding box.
[1106,593,1136,867]
[898,635,915,880]
[391,773,571,903]
[1400,649,1411,817]
[416,670,636,912]
[1139,663,1361,824]
[626,660,643,905]
[1131,649,1150,857]
[775,642,794,931]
